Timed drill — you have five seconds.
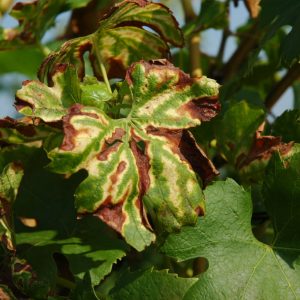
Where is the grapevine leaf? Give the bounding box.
[259,0,300,66]
[262,144,300,252]
[215,100,265,164]
[0,0,94,49]
[15,64,111,122]
[38,0,183,81]
[16,217,128,288]
[70,272,99,300]
[0,116,57,144]
[109,269,197,300]
[12,149,128,290]
[271,110,300,143]
[236,125,293,169]
[162,177,300,299]
[46,60,220,251]
[0,163,23,253]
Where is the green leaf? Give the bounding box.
[215,100,265,164]
[71,272,100,300]
[38,0,183,81]
[259,0,300,66]
[109,269,197,300]
[0,47,44,77]
[0,163,23,253]
[271,109,300,143]
[16,216,127,288]
[80,76,112,110]
[262,144,300,251]
[162,178,300,299]
[46,60,220,251]
[11,148,127,291]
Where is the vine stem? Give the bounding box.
[181,0,202,77]
[93,36,112,94]
[265,63,300,111]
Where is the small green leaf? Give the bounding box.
[80,76,112,110]
[162,177,300,299]
[46,60,220,250]
[109,269,197,300]
[38,0,183,81]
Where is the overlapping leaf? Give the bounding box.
[0,116,56,144]
[109,269,197,300]
[10,149,128,295]
[15,64,112,122]
[38,0,183,82]
[162,174,300,299]
[45,60,220,250]
[0,0,94,50]
[259,0,300,66]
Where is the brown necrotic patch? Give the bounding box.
[93,187,129,234]
[125,60,190,87]
[0,117,37,137]
[237,130,294,169]
[97,128,126,161]
[181,95,221,122]
[146,126,218,185]
[60,104,99,151]
[130,130,153,230]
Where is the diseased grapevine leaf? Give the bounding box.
[15,64,112,122]
[162,176,300,299]
[0,163,23,253]
[109,269,197,300]
[0,116,58,144]
[46,60,220,251]
[0,0,94,49]
[38,0,183,82]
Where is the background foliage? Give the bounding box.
[0,0,300,299]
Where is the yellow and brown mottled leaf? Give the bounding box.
[46,60,220,250]
[38,0,183,82]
